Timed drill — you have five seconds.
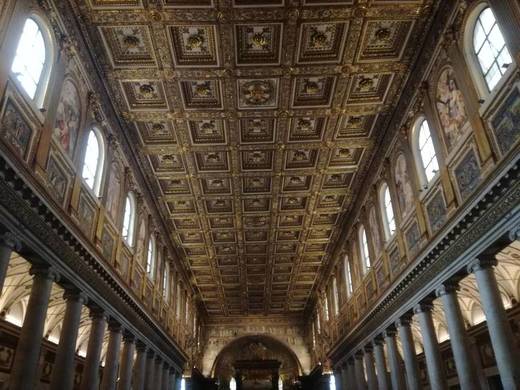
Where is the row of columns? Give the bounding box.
[334,257,520,390]
[0,233,183,390]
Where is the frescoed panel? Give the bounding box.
[368,206,382,257]
[453,147,481,201]
[435,67,469,153]
[404,219,421,258]
[105,160,122,223]
[76,189,97,238]
[45,149,74,208]
[425,189,447,234]
[491,85,520,155]
[0,98,35,160]
[394,153,414,217]
[101,224,116,262]
[52,79,81,156]
[388,246,401,277]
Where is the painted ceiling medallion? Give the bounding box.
[298,22,348,63]
[238,79,279,110]
[169,25,219,67]
[235,24,283,65]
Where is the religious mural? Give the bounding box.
[436,67,468,152]
[46,152,72,207]
[368,206,381,256]
[453,148,481,201]
[0,99,33,159]
[425,190,447,234]
[491,86,520,155]
[53,79,81,157]
[394,153,414,217]
[105,160,122,222]
[404,220,421,258]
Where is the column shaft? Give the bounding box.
[373,339,390,390]
[334,369,343,390]
[354,354,367,390]
[100,321,122,390]
[155,357,163,390]
[364,347,377,390]
[50,290,87,390]
[415,303,448,390]
[470,259,520,388]
[347,360,358,390]
[0,233,20,294]
[385,330,406,390]
[80,309,107,390]
[133,342,147,390]
[145,351,156,390]
[162,364,170,390]
[340,365,349,390]
[9,266,56,390]
[437,284,482,390]
[396,317,421,390]
[117,333,135,390]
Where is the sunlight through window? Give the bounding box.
[418,120,439,184]
[81,130,104,195]
[122,193,136,246]
[383,184,396,237]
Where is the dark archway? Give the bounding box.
[212,335,302,390]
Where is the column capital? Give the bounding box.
[0,232,22,251]
[383,327,398,338]
[395,314,413,328]
[29,265,59,282]
[122,330,135,342]
[136,340,147,352]
[467,256,497,274]
[147,349,156,358]
[63,289,88,305]
[373,335,385,346]
[155,355,163,363]
[163,362,170,370]
[169,367,176,374]
[435,281,459,297]
[347,357,355,365]
[107,319,122,332]
[508,227,520,242]
[354,350,364,359]
[413,301,434,314]
[88,306,107,320]
[364,343,374,353]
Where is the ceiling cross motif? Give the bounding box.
[73,0,431,316]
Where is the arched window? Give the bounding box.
[146,235,156,278]
[359,225,371,274]
[180,378,186,390]
[230,378,237,390]
[315,311,321,334]
[163,262,170,301]
[343,255,353,297]
[122,192,136,247]
[413,119,439,186]
[11,17,53,106]
[332,276,339,315]
[471,6,512,93]
[380,183,396,239]
[81,129,105,196]
[323,293,330,322]
[329,374,337,390]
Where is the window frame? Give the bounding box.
[411,116,440,190]
[146,234,156,279]
[80,127,106,197]
[464,3,514,99]
[10,14,55,113]
[379,182,396,241]
[359,225,371,275]
[163,262,170,302]
[343,255,353,297]
[332,275,339,316]
[121,192,137,247]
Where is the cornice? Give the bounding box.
[329,156,520,363]
[0,151,187,371]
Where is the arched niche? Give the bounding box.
[211,335,303,388]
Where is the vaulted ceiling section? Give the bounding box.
[69,0,437,316]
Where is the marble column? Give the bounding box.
[354,352,367,390]
[334,368,343,390]
[133,341,147,390]
[364,345,377,390]
[168,368,176,390]
[340,363,349,390]
[100,320,122,390]
[347,357,358,390]
[373,337,390,390]
[80,307,107,390]
[396,315,421,390]
[145,350,156,390]
[162,363,170,390]
[384,328,406,390]
[469,258,520,388]
[0,232,21,293]
[155,356,163,390]
[50,289,87,390]
[436,282,482,389]
[118,331,135,390]
[9,266,58,390]
[414,302,447,390]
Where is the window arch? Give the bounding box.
[122,192,136,247]
[11,16,54,107]
[343,255,353,297]
[380,183,396,240]
[412,118,439,187]
[81,128,105,196]
[359,225,371,274]
[467,4,512,94]
[146,235,156,278]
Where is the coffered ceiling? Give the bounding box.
[71,0,434,316]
